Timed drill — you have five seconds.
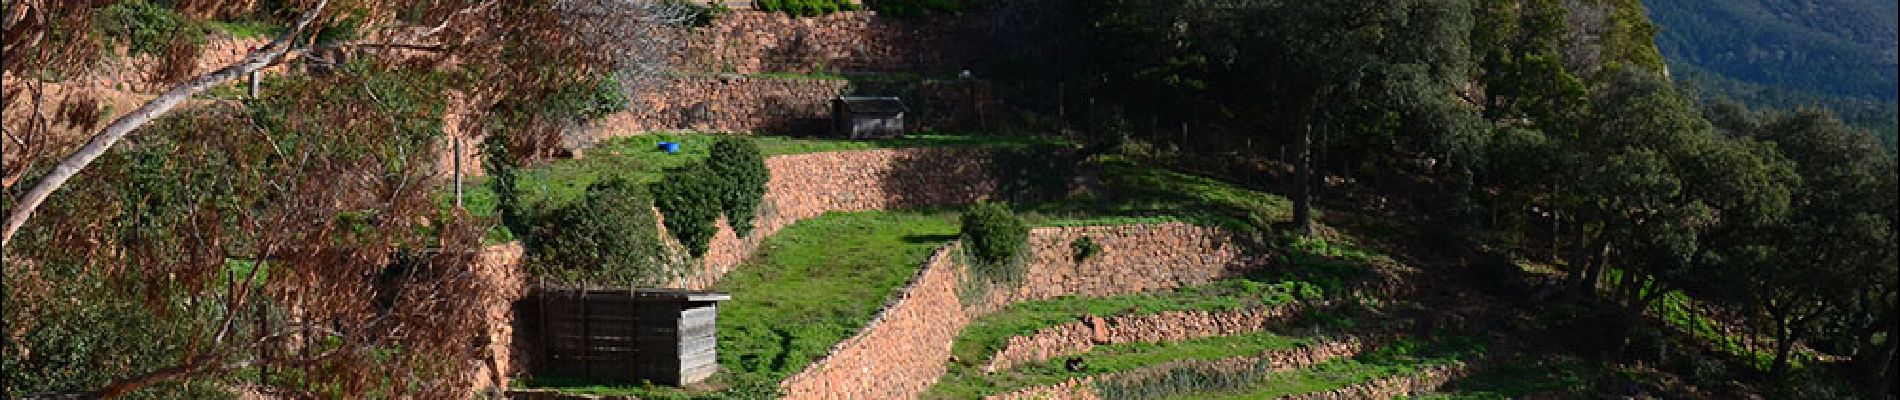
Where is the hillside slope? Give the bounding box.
[1643,0,1898,147]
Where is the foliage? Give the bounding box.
[95,1,206,56]
[959,202,1029,280]
[1069,236,1100,262]
[707,137,769,236]
[873,0,989,17]
[546,74,630,121]
[527,178,676,286]
[648,137,770,256]
[991,145,1078,204]
[2,263,235,399]
[754,0,860,17]
[714,211,959,383]
[652,162,724,257]
[1645,0,1897,101]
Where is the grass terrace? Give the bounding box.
[452,132,1064,217]
[926,331,1314,399]
[712,210,962,382]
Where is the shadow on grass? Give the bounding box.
[902,233,961,244]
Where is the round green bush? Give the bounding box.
[708,137,769,236]
[961,202,1029,270]
[653,163,724,257]
[530,178,673,285]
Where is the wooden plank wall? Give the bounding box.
[523,292,721,386]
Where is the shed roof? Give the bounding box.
[837,96,908,114]
[540,288,732,302]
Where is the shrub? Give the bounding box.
[546,74,629,121]
[755,0,857,16]
[653,163,724,257]
[96,1,206,57]
[1070,236,1101,263]
[707,137,769,236]
[529,178,675,285]
[4,263,237,398]
[960,202,1029,282]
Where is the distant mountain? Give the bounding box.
[1643,0,1898,148]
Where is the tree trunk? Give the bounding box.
[1568,234,1607,296]
[1292,120,1314,237]
[1770,315,1795,377]
[0,1,328,247]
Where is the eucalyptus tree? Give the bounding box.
[2,0,698,397]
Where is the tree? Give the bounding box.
[1,1,328,246]
[1743,109,1897,378]
[4,0,701,396]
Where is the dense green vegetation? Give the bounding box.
[525,178,675,285]
[957,202,1029,283]
[969,0,1897,396]
[650,138,772,258]
[95,0,207,56]
[1644,0,1899,149]
[1644,0,1896,100]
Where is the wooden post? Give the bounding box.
[249,70,259,98]
[453,137,464,209]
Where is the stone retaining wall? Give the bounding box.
[674,11,977,75]
[985,336,1377,400]
[776,222,1272,398]
[580,75,994,138]
[673,146,998,289]
[1278,363,1469,400]
[982,303,1314,372]
[778,244,974,399]
[982,223,1265,306]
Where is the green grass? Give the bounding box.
[948,280,1323,370]
[207,20,283,39]
[1156,336,1486,400]
[1017,155,1292,233]
[926,331,1312,399]
[451,133,1064,217]
[713,210,963,382]
[515,210,958,396]
[1400,357,1611,400]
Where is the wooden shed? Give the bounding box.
[832,96,909,139]
[519,288,731,386]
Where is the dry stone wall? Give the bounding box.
[674,11,977,74]
[579,75,995,139]
[982,303,1314,372]
[775,222,1274,398]
[672,146,998,289]
[984,336,1377,400]
[778,244,975,399]
[617,76,849,135]
[981,223,1266,306]
[1276,363,1470,400]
